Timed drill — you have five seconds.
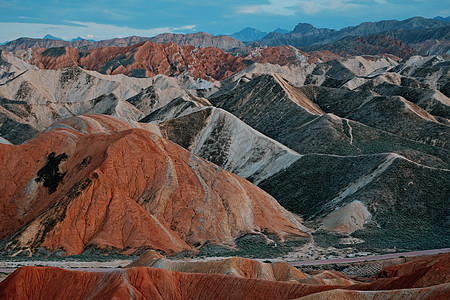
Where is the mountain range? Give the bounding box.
[0,38,448,257]
[2,16,449,58]
[0,14,449,299]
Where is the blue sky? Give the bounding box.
[0,0,449,42]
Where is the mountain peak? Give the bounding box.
[292,23,316,32]
[230,27,268,42]
[291,23,336,35]
[434,16,450,22]
[70,37,84,42]
[274,28,289,34]
[43,34,64,41]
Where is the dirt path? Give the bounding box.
[289,248,450,266]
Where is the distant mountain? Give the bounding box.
[383,25,450,55]
[1,32,244,52]
[230,27,268,42]
[70,36,95,42]
[43,34,64,41]
[149,32,244,50]
[303,34,416,58]
[274,28,289,34]
[258,17,449,48]
[258,23,338,47]
[292,23,335,36]
[434,16,450,22]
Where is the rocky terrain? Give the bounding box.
[257,16,449,52]
[1,16,449,62]
[15,42,248,81]
[0,32,245,52]
[1,252,448,299]
[0,40,448,256]
[303,34,416,58]
[0,114,309,256]
[128,250,311,282]
[0,16,449,298]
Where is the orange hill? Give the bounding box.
[28,41,247,81]
[0,114,308,256]
[1,253,449,300]
[0,266,338,300]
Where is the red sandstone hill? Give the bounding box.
[127,250,309,282]
[26,41,248,81]
[1,253,449,299]
[0,266,337,300]
[372,253,450,289]
[0,114,308,256]
[128,250,356,285]
[149,32,245,51]
[20,42,338,81]
[11,41,400,82]
[242,45,341,65]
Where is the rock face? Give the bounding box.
[0,114,308,256]
[141,95,301,184]
[0,266,337,300]
[149,32,245,51]
[8,40,407,84]
[304,34,416,58]
[243,46,310,65]
[210,72,450,251]
[0,33,449,259]
[24,42,247,81]
[374,253,450,288]
[257,16,449,51]
[0,51,218,144]
[128,250,307,282]
[1,253,449,299]
[128,250,356,286]
[298,285,450,300]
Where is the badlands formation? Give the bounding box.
[1,253,449,299]
[0,25,449,299]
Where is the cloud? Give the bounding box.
[237,6,262,14]
[299,0,363,15]
[300,2,321,14]
[374,0,387,4]
[173,25,196,31]
[0,21,196,42]
[236,1,298,16]
[236,0,363,16]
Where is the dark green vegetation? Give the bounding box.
[35,152,68,194]
[209,71,449,253]
[351,226,450,252]
[99,53,135,74]
[42,46,66,57]
[197,234,309,259]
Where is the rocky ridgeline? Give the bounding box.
[0,39,448,258]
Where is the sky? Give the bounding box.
[0,0,449,43]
